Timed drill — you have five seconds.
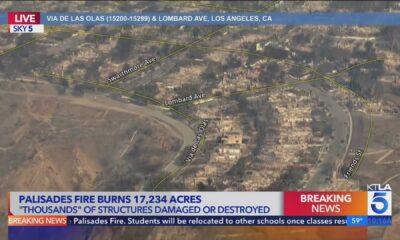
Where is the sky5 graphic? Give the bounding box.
[8,24,44,33]
[367,184,392,216]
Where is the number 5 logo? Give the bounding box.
[371,192,388,214]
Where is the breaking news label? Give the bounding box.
[8,184,391,227]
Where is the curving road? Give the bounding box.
[299,83,351,190]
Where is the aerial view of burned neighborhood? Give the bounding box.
[0,1,399,239]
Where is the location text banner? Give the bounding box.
[3,12,400,25]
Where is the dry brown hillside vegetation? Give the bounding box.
[0,81,182,236]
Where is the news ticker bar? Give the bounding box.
[3,12,400,26]
[8,187,392,227]
[8,216,392,227]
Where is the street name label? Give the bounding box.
[106,57,157,83]
[165,93,206,106]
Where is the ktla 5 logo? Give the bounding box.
[367,184,392,216]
